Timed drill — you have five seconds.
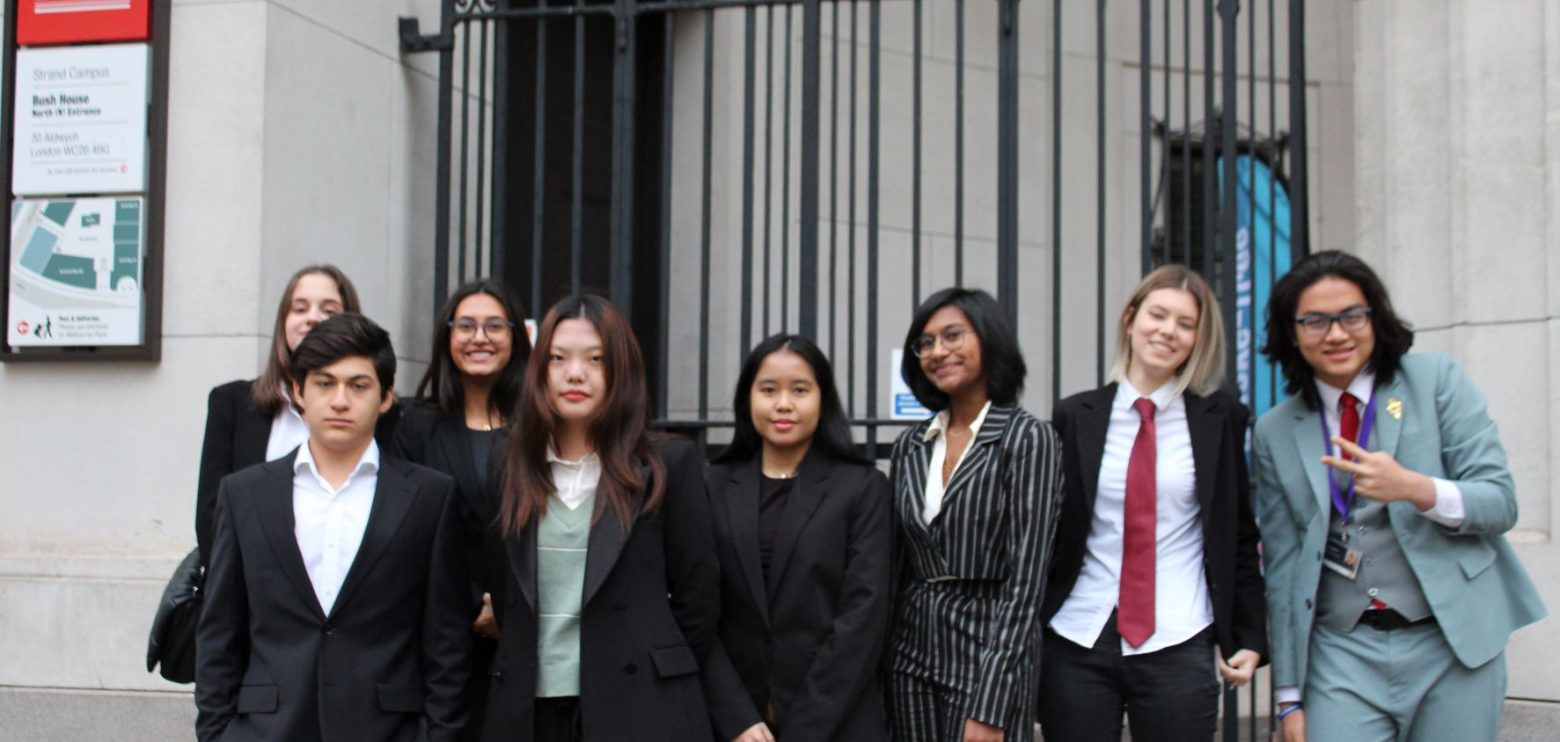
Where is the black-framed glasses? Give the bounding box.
[912,325,971,358]
[1295,306,1372,338]
[450,318,514,339]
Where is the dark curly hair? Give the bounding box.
[1260,250,1414,409]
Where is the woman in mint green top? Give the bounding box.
[480,295,719,742]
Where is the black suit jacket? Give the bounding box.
[195,453,470,742]
[196,379,401,566]
[480,438,720,741]
[1042,385,1267,662]
[702,451,894,742]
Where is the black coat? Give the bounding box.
[195,379,400,566]
[195,453,471,742]
[702,451,894,742]
[1042,385,1268,663]
[479,438,720,741]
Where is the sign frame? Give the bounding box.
[0,0,168,362]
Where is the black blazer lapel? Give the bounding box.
[329,459,419,620]
[582,463,647,607]
[726,462,771,624]
[1185,393,1223,514]
[432,414,486,514]
[235,399,274,468]
[766,451,831,599]
[1072,385,1116,513]
[895,423,933,536]
[251,454,326,621]
[935,404,1016,519]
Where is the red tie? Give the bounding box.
[1119,398,1157,648]
[1339,392,1360,455]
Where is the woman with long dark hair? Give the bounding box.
[194,264,396,566]
[702,334,893,742]
[480,295,718,742]
[885,287,1064,742]
[1039,265,1265,741]
[391,278,531,740]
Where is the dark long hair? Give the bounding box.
[900,287,1027,411]
[252,265,362,415]
[1261,250,1415,409]
[412,279,531,419]
[715,334,870,466]
[498,295,665,535]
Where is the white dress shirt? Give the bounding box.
[293,440,379,615]
[1050,380,1213,654]
[265,387,311,462]
[921,400,993,524]
[547,447,601,511]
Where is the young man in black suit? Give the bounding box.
[196,313,470,742]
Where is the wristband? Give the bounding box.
[1277,703,1304,720]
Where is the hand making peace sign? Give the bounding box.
[1319,436,1437,512]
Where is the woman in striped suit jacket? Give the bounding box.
[886,288,1065,742]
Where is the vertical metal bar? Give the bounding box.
[492,16,511,281]
[912,0,923,305]
[571,9,585,296]
[1288,0,1308,259]
[475,19,490,278]
[830,0,841,359]
[1219,0,1239,422]
[458,21,472,285]
[1268,0,1277,414]
[799,0,821,339]
[1161,0,1171,267]
[531,11,548,320]
[1202,0,1216,280]
[997,0,1020,329]
[955,0,965,286]
[742,7,757,355]
[433,2,456,317]
[1182,0,1191,265]
[1050,0,1063,405]
[848,0,859,414]
[1141,0,1152,276]
[660,11,678,421]
[1095,0,1107,385]
[701,9,716,419]
[763,7,774,334]
[609,0,638,309]
[866,0,881,455]
[781,5,793,333]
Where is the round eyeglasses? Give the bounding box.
[1294,306,1372,338]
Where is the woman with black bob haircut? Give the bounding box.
[391,278,532,741]
[703,334,894,742]
[885,287,1064,742]
[1260,249,1415,408]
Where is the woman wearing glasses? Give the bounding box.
[1039,265,1265,741]
[886,288,1064,742]
[393,278,532,740]
[1254,251,1542,742]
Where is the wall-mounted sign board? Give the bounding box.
[12,43,149,196]
[8,197,144,346]
[18,0,152,46]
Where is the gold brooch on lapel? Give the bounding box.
[1385,397,1403,420]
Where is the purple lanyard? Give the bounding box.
[1317,392,1378,523]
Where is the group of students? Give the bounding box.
[190,249,1543,742]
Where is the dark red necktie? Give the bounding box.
[1119,397,1157,648]
[1339,392,1360,455]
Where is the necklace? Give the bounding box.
[763,468,797,479]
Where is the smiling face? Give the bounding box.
[282,272,346,352]
[1125,287,1199,388]
[449,293,514,380]
[292,355,394,455]
[546,318,606,425]
[917,304,985,399]
[1295,276,1376,389]
[749,348,821,454]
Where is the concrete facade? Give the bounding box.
[0,0,1553,737]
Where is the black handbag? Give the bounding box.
[146,547,203,684]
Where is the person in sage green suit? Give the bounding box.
[1253,251,1545,742]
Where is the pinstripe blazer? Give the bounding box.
[888,403,1065,726]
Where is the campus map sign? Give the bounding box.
[8,197,145,346]
[12,43,150,196]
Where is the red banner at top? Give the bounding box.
[17,0,151,46]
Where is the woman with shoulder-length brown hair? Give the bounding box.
[480,294,719,742]
[1039,265,1266,742]
[193,264,399,567]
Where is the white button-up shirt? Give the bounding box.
[265,387,310,462]
[921,400,993,524]
[1050,380,1212,655]
[547,448,601,511]
[293,440,379,615]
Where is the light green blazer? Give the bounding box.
[1253,353,1546,691]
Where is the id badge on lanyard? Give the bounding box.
[1318,393,1378,581]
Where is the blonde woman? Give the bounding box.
[1039,265,1265,742]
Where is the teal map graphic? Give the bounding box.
[8,197,143,346]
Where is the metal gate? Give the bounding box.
[401,0,1311,736]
